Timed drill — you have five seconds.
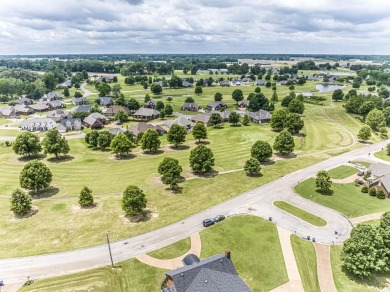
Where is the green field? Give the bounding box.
[291,235,320,292]
[0,118,11,125]
[21,216,286,292]
[331,246,390,292]
[200,216,288,291]
[328,165,358,179]
[351,161,371,168]
[295,179,390,217]
[147,238,190,259]
[274,201,327,226]
[374,150,390,162]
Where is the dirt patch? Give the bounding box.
[71,200,103,214]
[120,209,157,225]
[9,206,39,221]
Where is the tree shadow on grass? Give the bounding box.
[47,155,75,163]
[169,145,190,151]
[195,140,210,145]
[143,149,164,155]
[245,173,263,178]
[112,154,136,160]
[341,265,389,289]
[192,169,219,179]
[165,186,183,194]
[13,207,39,220]
[30,186,60,199]
[17,154,47,162]
[276,153,297,159]
[126,210,153,223]
[261,160,275,166]
[315,189,334,196]
[80,202,98,210]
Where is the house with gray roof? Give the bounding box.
[108,127,126,135]
[97,97,114,107]
[181,103,201,112]
[102,105,131,116]
[254,79,266,86]
[20,118,57,132]
[0,106,17,118]
[14,105,34,115]
[133,108,160,121]
[128,122,165,138]
[161,251,251,292]
[73,105,92,113]
[29,103,50,112]
[191,113,212,126]
[238,100,249,108]
[182,81,193,87]
[162,117,193,132]
[72,97,90,105]
[83,112,109,129]
[47,109,72,122]
[46,100,65,110]
[144,100,157,109]
[41,92,62,102]
[248,109,272,124]
[58,80,72,89]
[206,101,227,111]
[57,118,82,133]
[367,162,390,197]
[219,80,230,87]
[15,97,34,105]
[211,110,231,121]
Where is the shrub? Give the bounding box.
[369,188,377,197]
[377,190,386,199]
[361,186,368,193]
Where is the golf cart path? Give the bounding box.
[136,232,201,270]
[350,212,384,226]
[315,244,337,292]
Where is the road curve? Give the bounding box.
[0,139,388,283]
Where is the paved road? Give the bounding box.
[0,140,388,283]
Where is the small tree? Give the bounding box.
[74,91,83,98]
[63,87,70,97]
[192,121,208,143]
[156,101,165,112]
[165,104,173,116]
[357,125,372,142]
[244,158,261,176]
[214,92,223,101]
[377,190,386,199]
[369,188,377,197]
[140,129,161,153]
[251,140,273,162]
[185,96,194,103]
[232,89,244,103]
[97,131,113,150]
[315,170,332,193]
[85,130,99,147]
[189,145,215,174]
[13,132,42,157]
[228,112,240,126]
[242,114,250,126]
[271,91,278,102]
[144,93,151,103]
[285,113,304,134]
[210,113,223,127]
[273,130,295,155]
[10,188,32,216]
[167,124,187,148]
[41,129,70,158]
[195,86,203,95]
[288,99,305,114]
[122,185,147,217]
[110,133,133,157]
[332,89,344,101]
[270,109,287,131]
[158,157,183,190]
[366,109,386,131]
[151,84,162,94]
[19,160,52,193]
[114,109,128,123]
[78,186,94,207]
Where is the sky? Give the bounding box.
[0,0,390,55]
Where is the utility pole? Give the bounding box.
[106,233,114,268]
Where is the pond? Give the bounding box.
[316,84,346,92]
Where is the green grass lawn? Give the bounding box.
[351,161,371,168]
[328,165,358,179]
[0,118,11,125]
[359,219,380,227]
[374,150,390,162]
[295,179,390,217]
[331,245,390,292]
[20,216,286,292]
[290,235,320,292]
[147,238,190,259]
[274,201,327,226]
[19,258,166,292]
[200,216,288,291]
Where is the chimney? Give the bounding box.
[225,249,231,259]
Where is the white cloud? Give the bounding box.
[0,0,389,54]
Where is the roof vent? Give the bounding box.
[181,273,184,277]
[220,259,223,262]
[205,280,208,283]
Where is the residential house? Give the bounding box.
[73,105,92,114]
[206,101,227,111]
[47,109,72,122]
[242,78,252,84]
[58,80,72,89]
[46,100,65,110]
[0,106,17,118]
[248,110,272,124]
[15,97,34,105]
[83,115,104,129]
[20,118,57,132]
[144,100,157,109]
[231,79,242,86]
[163,117,193,132]
[181,103,201,112]
[238,100,249,108]
[211,110,231,121]
[182,80,193,87]
[108,128,126,135]
[254,79,266,86]
[191,113,212,126]
[14,105,34,115]
[132,108,160,121]
[307,76,318,81]
[367,163,390,197]
[87,112,109,125]
[297,92,313,98]
[219,80,230,87]
[154,81,163,87]
[97,97,114,107]
[57,118,82,133]
[41,92,62,102]
[161,251,252,292]
[102,105,131,116]
[72,97,90,105]
[128,122,165,138]
[29,103,50,112]
[279,80,289,85]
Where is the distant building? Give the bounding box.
[20,118,57,132]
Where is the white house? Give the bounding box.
[20,118,57,132]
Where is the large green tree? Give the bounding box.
[228,112,241,126]
[10,188,32,216]
[140,129,161,153]
[85,130,99,147]
[189,145,215,174]
[195,86,203,95]
[273,130,295,155]
[357,125,372,142]
[366,109,386,131]
[122,185,147,217]
[157,157,183,190]
[110,133,133,157]
[167,124,187,148]
[114,109,128,123]
[214,92,223,101]
[41,129,70,158]
[210,113,223,127]
[244,158,261,176]
[192,121,208,143]
[13,132,42,157]
[251,140,273,162]
[315,170,332,192]
[288,99,305,114]
[232,89,244,103]
[270,109,288,131]
[285,113,304,134]
[97,131,113,150]
[332,89,344,101]
[19,160,52,193]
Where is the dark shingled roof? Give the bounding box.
[165,254,252,292]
